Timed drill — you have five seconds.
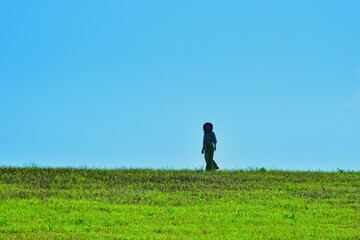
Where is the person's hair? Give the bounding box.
[203,122,213,134]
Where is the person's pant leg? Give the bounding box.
[204,143,214,171]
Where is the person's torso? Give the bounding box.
[203,131,215,143]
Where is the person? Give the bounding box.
[201,122,219,171]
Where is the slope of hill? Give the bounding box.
[0,167,359,239]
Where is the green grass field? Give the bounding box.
[0,167,359,239]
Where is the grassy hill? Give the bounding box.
[0,167,359,239]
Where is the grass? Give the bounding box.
[0,167,359,239]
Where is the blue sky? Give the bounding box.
[1,1,359,171]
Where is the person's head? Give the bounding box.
[203,122,213,133]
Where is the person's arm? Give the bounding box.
[201,136,205,154]
[213,132,217,151]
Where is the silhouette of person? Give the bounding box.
[201,122,219,171]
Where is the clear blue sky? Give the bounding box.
[1,1,359,171]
